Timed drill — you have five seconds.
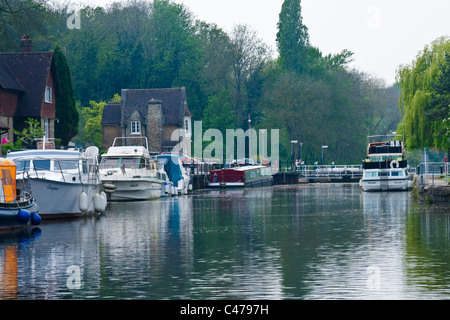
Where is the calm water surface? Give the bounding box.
[1,183,450,300]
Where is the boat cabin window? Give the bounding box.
[391,171,404,177]
[57,160,80,171]
[364,171,379,177]
[368,155,401,162]
[100,157,120,169]
[15,160,30,172]
[121,158,139,169]
[33,159,51,171]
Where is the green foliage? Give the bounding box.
[12,118,45,146]
[397,36,450,150]
[276,0,310,74]
[14,0,402,164]
[202,89,236,133]
[1,140,22,154]
[81,100,106,148]
[80,94,120,147]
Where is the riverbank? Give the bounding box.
[412,174,450,203]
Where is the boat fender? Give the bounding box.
[100,191,107,211]
[93,192,104,212]
[17,209,31,223]
[188,184,193,191]
[390,160,399,169]
[79,191,89,212]
[103,183,116,191]
[31,212,42,226]
[164,182,169,194]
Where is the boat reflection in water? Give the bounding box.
[3,184,450,299]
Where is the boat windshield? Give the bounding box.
[100,157,142,169]
[121,158,139,169]
[100,157,120,169]
[368,155,402,162]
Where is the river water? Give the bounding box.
[1,183,450,300]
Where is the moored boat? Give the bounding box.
[359,136,413,192]
[208,164,273,188]
[99,137,164,201]
[0,158,41,230]
[157,153,191,195]
[6,147,106,218]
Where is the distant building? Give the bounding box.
[0,36,59,145]
[101,88,192,154]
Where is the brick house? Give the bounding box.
[101,88,192,155]
[0,36,59,147]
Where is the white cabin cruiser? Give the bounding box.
[359,137,413,192]
[6,147,106,218]
[100,137,164,201]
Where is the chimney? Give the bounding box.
[20,35,32,53]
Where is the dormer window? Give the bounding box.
[45,86,52,103]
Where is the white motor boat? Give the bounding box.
[99,137,164,201]
[6,147,106,218]
[359,137,413,192]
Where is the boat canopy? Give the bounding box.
[157,154,183,187]
[0,159,16,203]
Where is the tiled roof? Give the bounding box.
[0,52,55,117]
[121,88,190,126]
[101,102,121,125]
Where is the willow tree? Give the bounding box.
[397,36,450,150]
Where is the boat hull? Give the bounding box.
[360,169,413,192]
[101,178,162,201]
[0,200,39,230]
[28,178,100,217]
[208,166,274,188]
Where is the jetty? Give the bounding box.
[186,163,363,190]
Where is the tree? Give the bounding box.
[0,0,50,51]
[12,118,45,147]
[54,46,78,146]
[397,36,450,150]
[81,94,120,147]
[276,0,310,74]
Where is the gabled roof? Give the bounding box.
[0,52,56,117]
[121,88,191,126]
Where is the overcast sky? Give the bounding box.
[81,0,450,85]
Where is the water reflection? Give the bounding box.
[1,184,450,299]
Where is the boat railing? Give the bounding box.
[293,165,364,178]
[111,136,149,150]
[14,157,100,185]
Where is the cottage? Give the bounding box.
[102,88,192,155]
[0,36,59,146]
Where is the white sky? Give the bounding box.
[78,0,450,85]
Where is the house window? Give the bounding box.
[44,118,49,138]
[45,86,52,103]
[185,119,189,135]
[131,121,141,135]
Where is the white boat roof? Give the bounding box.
[102,145,149,157]
[6,149,84,160]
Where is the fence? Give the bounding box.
[417,162,450,185]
